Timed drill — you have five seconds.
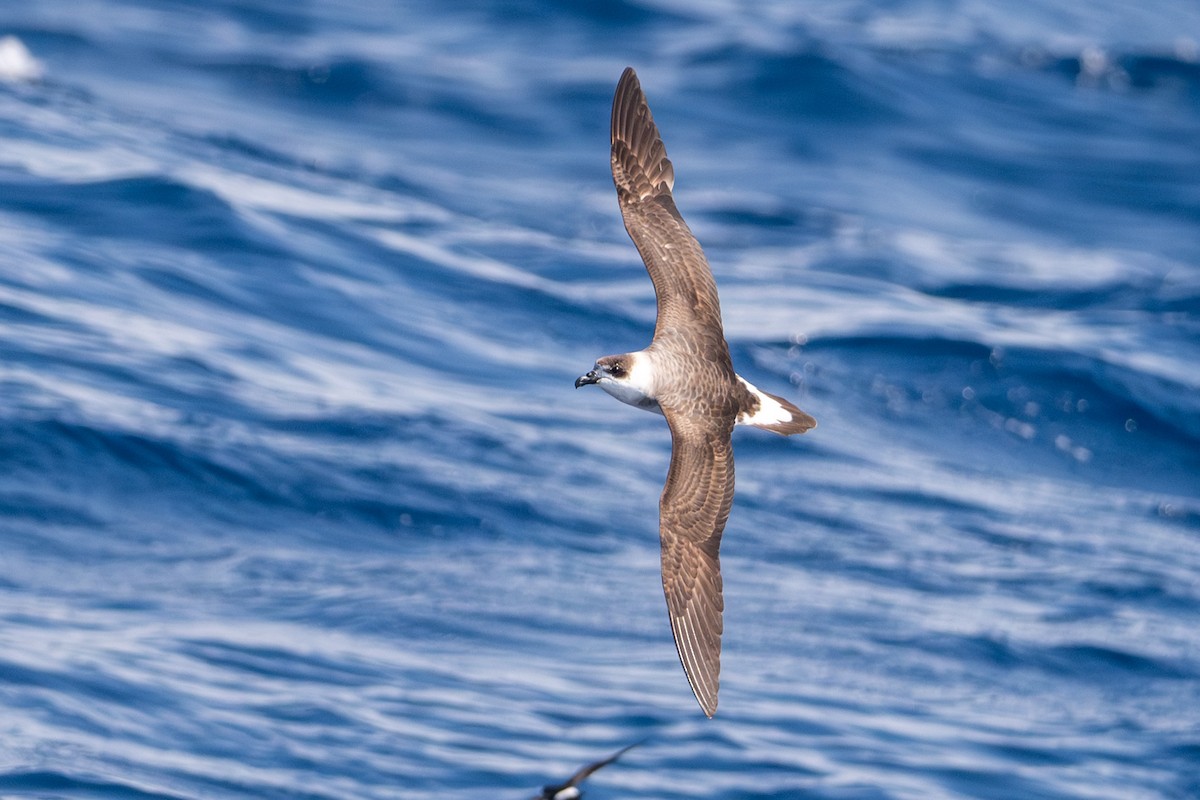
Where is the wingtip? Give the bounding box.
[674,619,721,718]
[611,65,677,206]
[613,67,640,112]
[693,679,719,718]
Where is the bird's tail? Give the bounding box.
[734,376,817,436]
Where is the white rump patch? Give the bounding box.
[735,376,793,427]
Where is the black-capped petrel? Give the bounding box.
[575,67,817,718]
[530,741,641,800]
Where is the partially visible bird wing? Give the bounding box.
[561,740,643,787]
[611,67,729,358]
[658,407,733,717]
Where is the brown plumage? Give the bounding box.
[579,67,816,717]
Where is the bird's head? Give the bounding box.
[574,354,630,389]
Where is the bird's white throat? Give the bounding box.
[598,351,662,414]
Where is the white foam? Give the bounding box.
[0,36,44,83]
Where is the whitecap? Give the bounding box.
[0,36,44,83]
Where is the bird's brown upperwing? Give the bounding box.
[658,407,734,717]
[611,67,729,359]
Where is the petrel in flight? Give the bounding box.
[576,67,816,717]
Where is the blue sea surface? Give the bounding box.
[2,2,1199,798]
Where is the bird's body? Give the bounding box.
[576,68,816,717]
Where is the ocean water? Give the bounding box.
[1,2,1199,798]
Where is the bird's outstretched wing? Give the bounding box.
[658,408,734,717]
[560,739,642,788]
[532,740,644,800]
[611,67,728,359]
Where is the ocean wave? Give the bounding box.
[2,2,1198,798]
[0,771,184,800]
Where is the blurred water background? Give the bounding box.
[1,1,1199,798]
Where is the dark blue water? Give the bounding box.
[2,2,1199,798]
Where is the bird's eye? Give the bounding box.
[610,365,626,377]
